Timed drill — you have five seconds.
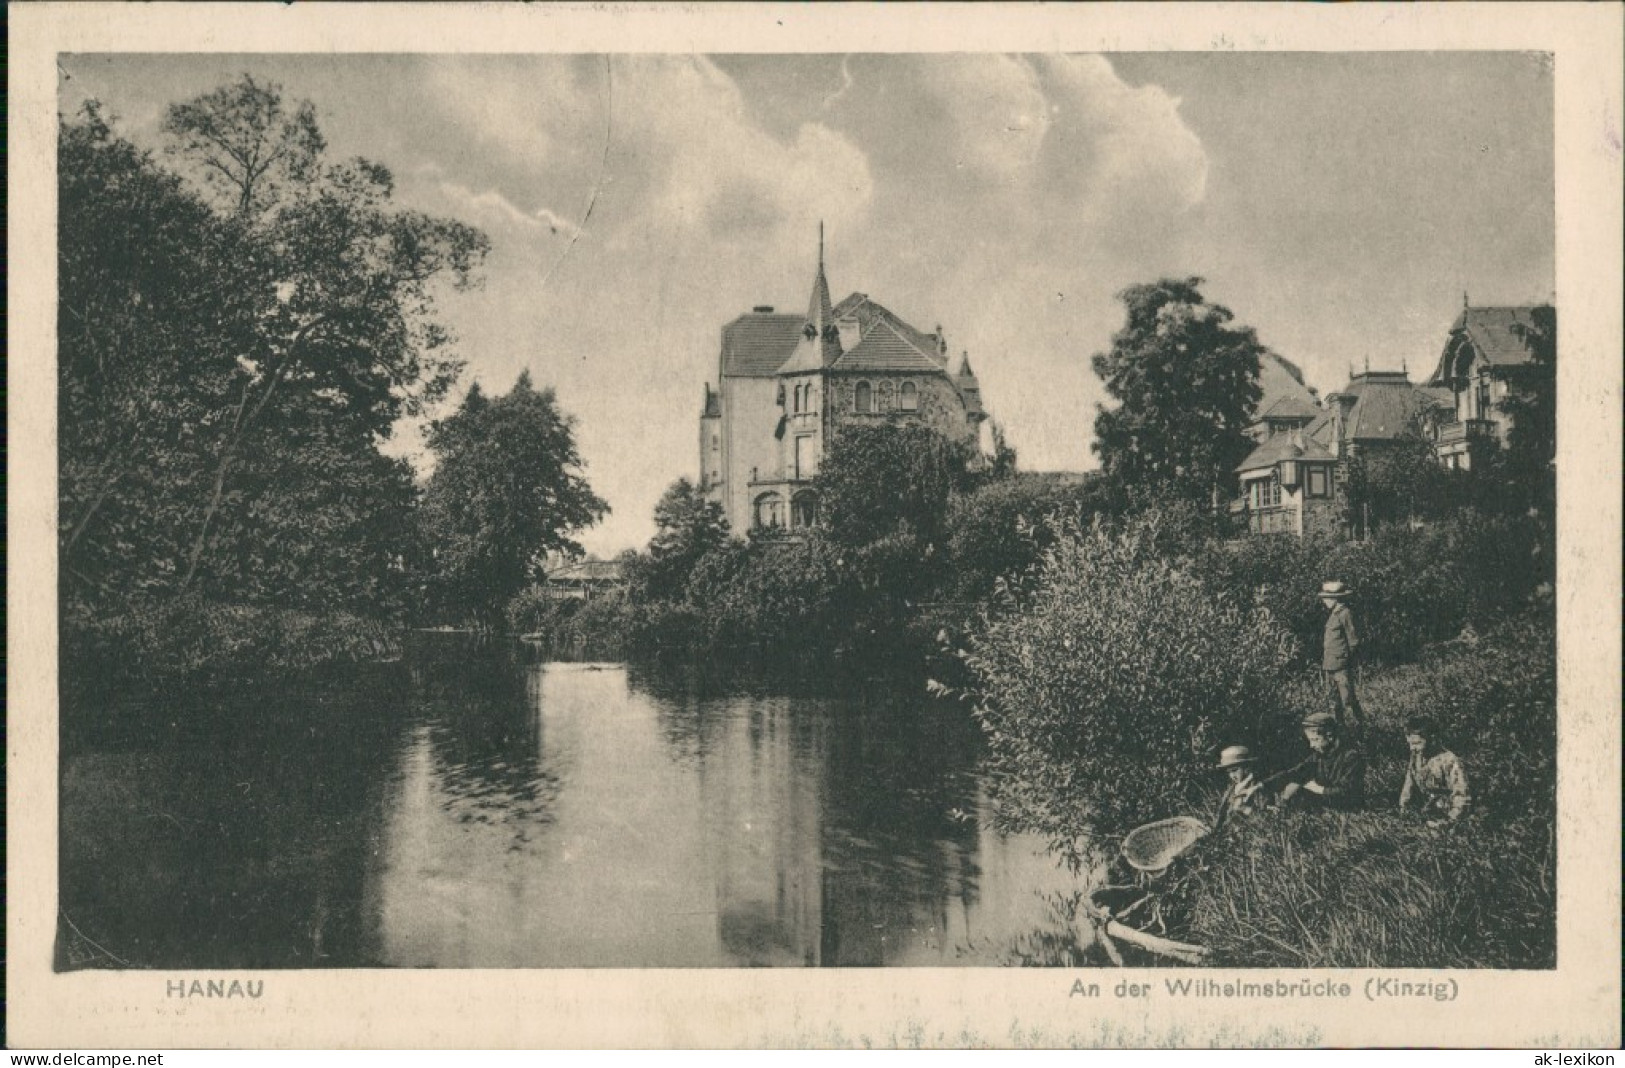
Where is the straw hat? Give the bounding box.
[1216,745,1256,769]
[1300,711,1338,731]
[1318,580,1352,599]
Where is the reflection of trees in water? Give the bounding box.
[633,660,998,966]
[58,681,408,969]
[816,689,989,965]
[409,643,561,846]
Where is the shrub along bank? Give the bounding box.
[958,505,1555,968]
[1176,616,1556,969]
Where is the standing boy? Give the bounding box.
[1319,580,1365,727]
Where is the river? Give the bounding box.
[57,642,1083,969]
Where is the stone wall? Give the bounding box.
[1302,495,1345,540]
[824,372,977,446]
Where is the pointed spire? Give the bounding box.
[789,223,841,369]
[956,350,977,379]
[1463,289,1470,309]
[805,222,833,330]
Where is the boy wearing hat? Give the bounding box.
[1279,712,1367,810]
[1214,745,1264,828]
[1319,581,1365,727]
[1398,716,1471,825]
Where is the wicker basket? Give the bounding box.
[1121,816,1210,874]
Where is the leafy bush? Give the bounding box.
[944,474,1103,603]
[684,534,847,653]
[1194,511,1548,667]
[61,595,401,699]
[961,514,1299,841]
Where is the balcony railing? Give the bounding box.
[1247,504,1297,536]
[1436,418,1497,445]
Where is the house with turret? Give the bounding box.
[699,234,988,535]
[1424,303,1553,470]
[1235,359,1453,538]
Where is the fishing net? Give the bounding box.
[1121,816,1210,873]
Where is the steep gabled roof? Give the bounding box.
[1258,394,1321,422]
[1334,371,1450,442]
[833,319,943,372]
[720,313,805,377]
[1253,351,1320,421]
[1304,410,1335,449]
[1427,306,1543,384]
[1236,433,1337,475]
[832,293,947,367]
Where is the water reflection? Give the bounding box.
[59,646,1077,969]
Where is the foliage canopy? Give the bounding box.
[1092,278,1266,503]
[422,374,609,627]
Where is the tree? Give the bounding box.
[1091,278,1266,505]
[161,74,325,218]
[1342,428,1452,535]
[635,479,731,603]
[1496,305,1556,516]
[59,104,247,606]
[813,423,977,549]
[162,77,488,592]
[944,473,1109,602]
[420,374,609,628]
[58,78,490,618]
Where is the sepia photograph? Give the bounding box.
[9,1,1622,1050]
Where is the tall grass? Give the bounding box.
[1181,810,1554,968]
[1178,613,1555,968]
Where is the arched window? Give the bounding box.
[899,380,919,412]
[753,492,785,530]
[792,490,819,529]
[854,381,873,414]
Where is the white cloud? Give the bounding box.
[433,181,580,238]
[613,56,874,248]
[1033,54,1208,221]
[914,55,1052,181]
[423,56,597,170]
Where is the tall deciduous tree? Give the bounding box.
[161,73,325,219]
[421,374,609,628]
[59,76,489,620]
[160,78,488,591]
[1091,278,1266,504]
[635,478,731,603]
[1498,304,1556,514]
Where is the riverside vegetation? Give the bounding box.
[63,77,1557,969]
[59,79,605,709]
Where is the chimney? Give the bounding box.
[752,305,775,314]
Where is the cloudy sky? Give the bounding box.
[60,52,1554,555]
